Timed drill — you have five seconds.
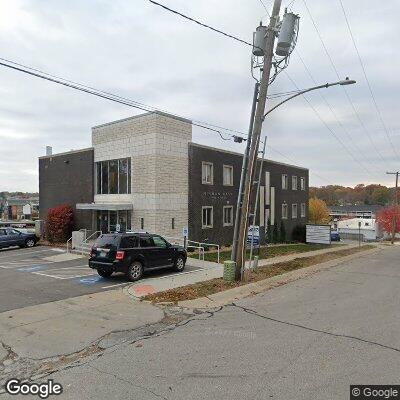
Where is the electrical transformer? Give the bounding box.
[252,24,267,57]
[276,12,299,57]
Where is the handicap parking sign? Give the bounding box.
[247,225,260,248]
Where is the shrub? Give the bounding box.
[272,223,279,243]
[279,220,287,243]
[292,224,306,243]
[46,204,74,243]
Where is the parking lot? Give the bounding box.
[0,245,202,312]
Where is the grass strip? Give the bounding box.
[198,243,335,264]
[144,245,374,304]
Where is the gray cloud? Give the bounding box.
[0,0,398,191]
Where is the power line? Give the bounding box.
[301,0,395,164]
[283,70,376,177]
[148,0,256,49]
[149,0,384,179]
[0,57,238,142]
[337,0,400,161]
[294,50,382,179]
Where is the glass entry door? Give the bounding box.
[96,210,131,233]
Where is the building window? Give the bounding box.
[282,174,288,190]
[109,160,118,194]
[140,218,144,230]
[223,206,234,226]
[300,177,306,191]
[202,206,213,228]
[292,176,298,191]
[301,203,306,218]
[223,165,233,186]
[171,218,175,230]
[202,162,213,184]
[282,203,288,219]
[292,203,298,219]
[96,158,131,195]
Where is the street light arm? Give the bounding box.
[262,79,356,120]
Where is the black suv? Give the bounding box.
[89,232,187,281]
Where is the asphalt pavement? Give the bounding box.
[42,245,400,400]
[0,245,201,312]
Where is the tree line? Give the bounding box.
[309,184,398,206]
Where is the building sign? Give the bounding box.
[306,224,331,245]
[247,225,260,248]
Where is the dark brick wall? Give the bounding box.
[39,149,94,231]
[188,143,309,246]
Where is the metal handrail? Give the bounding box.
[66,228,87,253]
[187,240,220,264]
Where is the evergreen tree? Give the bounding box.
[272,223,279,243]
[279,220,287,243]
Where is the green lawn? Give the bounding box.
[191,243,333,264]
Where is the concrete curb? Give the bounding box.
[177,246,382,309]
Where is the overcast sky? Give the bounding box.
[0,0,399,192]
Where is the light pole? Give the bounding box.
[263,78,356,120]
[231,78,356,281]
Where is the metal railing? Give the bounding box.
[163,236,220,264]
[66,229,87,253]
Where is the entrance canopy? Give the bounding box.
[76,203,133,211]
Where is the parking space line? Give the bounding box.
[31,265,95,280]
[0,261,55,269]
[0,248,64,260]
[32,271,96,280]
[101,282,129,289]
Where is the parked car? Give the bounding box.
[330,231,341,242]
[0,228,38,249]
[89,232,187,281]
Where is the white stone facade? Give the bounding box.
[92,112,192,238]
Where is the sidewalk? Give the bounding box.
[126,243,368,298]
[0,290,164,360]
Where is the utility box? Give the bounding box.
[253,24,268,57]
[276,12,299,57]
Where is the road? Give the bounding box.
[13,244,392,400]
[0,245,201,312]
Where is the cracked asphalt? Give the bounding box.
[1,246,399,399]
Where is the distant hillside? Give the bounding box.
[309,184,398,206]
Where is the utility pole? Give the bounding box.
[231,82,259,264]
[233,0,282,279]
[387,171,399,244]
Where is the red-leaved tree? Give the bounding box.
[46,204,74,243]
[377,205,400,236]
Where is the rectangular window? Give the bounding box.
[300,177,305,191]
[301,203,306,218]
[202,162,213,184]
[140,218,144,230]
[96,163,102,194]
[118,159,128,194]
[223,165,233,186]
[128,159,131,193]
[109,160,118,194]
[292,176,298,190]
[101,161,109,194]
[171,218,175,230]
[292,203,298,219]
[202,206,213,228]
[223,206,233,226]
[282,203,288,219]
[96,158,131,195]
[282,174,288,190]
